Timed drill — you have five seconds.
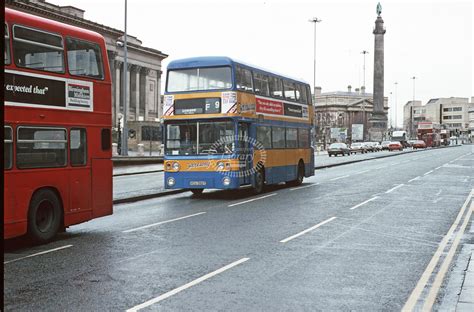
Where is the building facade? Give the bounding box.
[314,86,389,146]
[6,0,168,151]
[403,97,473,141]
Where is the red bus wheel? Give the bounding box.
[28,189,62,243]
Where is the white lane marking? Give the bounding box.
[424,170,434,175]
[123,212,206,233]
[355,169,370,174]
[408,176,420,183]
[423,197,474,310]
[385,184,405,194]
[280,217,337,243]
[390,162,400,166]
[228,193,277,207]
[126,257,250,312]
[330,175,349,181]
[4,245,73,264]
[434,166,442,170]
[349,197,379,210]
[403,189,474,311]
[290,183,319,191]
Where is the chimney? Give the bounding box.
[315,86,322,96]
[347,85,352,93]
[355,88,360,94]
[361,86,366,94]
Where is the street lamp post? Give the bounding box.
[411,76,416,138]
[309,17,322,99]
[121,0,129,156]
[361,50,369,88]
[394,82,398,129]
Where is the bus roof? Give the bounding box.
[167,56,310,85]
[5,8,105,43]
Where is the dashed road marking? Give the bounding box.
[385,184,405,194]
[408,176,420,183]
[424,170,434,176]
[350,197,379,210]
[330,175,349,181]
[228,193,277,207]
[4,245,73,264]
[290,183,319,191]
[126,257,250,311]
[123,212,207,233]
[280,217,337,243]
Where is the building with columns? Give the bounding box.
[314,86,389,146]
[6,0,168,150]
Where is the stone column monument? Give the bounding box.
[369,2,388,141]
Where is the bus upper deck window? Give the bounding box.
[13,25,64,73]
[5,23,11,65]
[66,37,104,79]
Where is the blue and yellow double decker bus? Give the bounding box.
[163,56,315,195]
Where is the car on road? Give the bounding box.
[350,142,366,154]
[363,142,376,152]
[388,141,403,151]
[373,142,382,151]
[412,140,427,149]
[328,143,351,157]
[381,141,391,150]
[407,139,417,148]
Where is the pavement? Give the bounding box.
[4,145,473,311]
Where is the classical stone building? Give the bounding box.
[314,86,389,145]
[6,0,168,151]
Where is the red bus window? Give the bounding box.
[101,128,111,150]
[66,37,104,79]
[70,128,87,166]
[5,23,11,65]
[4,126,13,169]
[13,25,64,73]
[16,127,67,169]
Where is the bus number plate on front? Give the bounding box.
[190,181,207,186]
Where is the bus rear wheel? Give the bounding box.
[28,189,62,243]
[288,161,304,187]
[253,168,265,194]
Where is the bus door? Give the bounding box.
[238,122,252,185]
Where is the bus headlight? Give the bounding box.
[172,162,180,171]
[222,176,231,186]
[167,177,176,186]
[216,161,225,171]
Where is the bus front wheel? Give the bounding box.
[28,189,62,243]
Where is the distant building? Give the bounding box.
[403,97,473,142]
[314,86,389,145]
[6,0,168,151]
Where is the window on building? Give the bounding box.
[16,127,67,169]
[256,126,272,149]
[70,128,87,166]
[253,72,270,96]
[269,76,283,98]
[443,107,452,112]
[272,127,286,148]
[142,126,162,141]
[235,66,253,92]
[66,37,104,79]
[453,107,462,112]
[286,128,298,148]
[452,115,462,119]
[283,80,296,101]
[443,116,452,120]
[13,25,64,73]
[5,24,10,65]
[4,126,13,169]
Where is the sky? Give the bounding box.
[50,0,473,128]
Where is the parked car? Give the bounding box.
[363,142,376,152]
[412,140,427,149]
[388,141,403,151]
[350,142,366,154]
[381,141,391,150]
[328,143,351,157]
[373,142,382,151]
[406,139,417,148]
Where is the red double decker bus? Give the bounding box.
[417,122,441,147]
[4,8,113,242]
